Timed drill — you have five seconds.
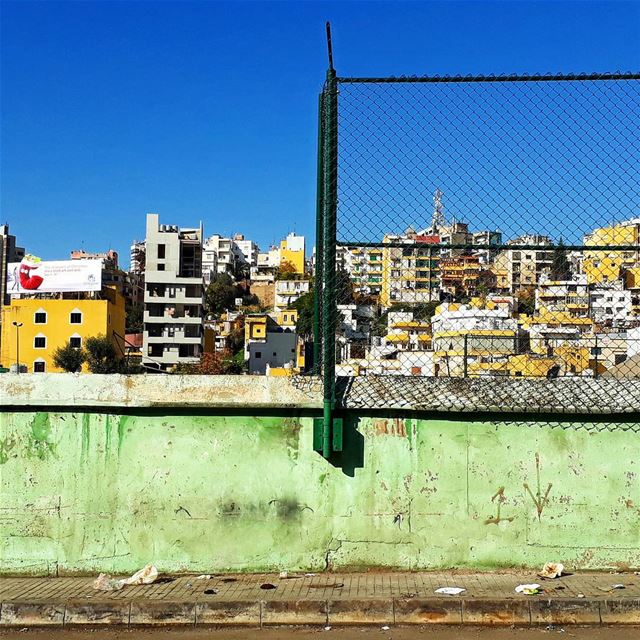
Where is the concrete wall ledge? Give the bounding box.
[2,373,639,415]
[0,373,324,410]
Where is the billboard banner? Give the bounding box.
[7,255,102,294]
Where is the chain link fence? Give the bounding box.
[313,65,640,452]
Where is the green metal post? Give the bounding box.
[313,93,325,375]
[322,68,338,458]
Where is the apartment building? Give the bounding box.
[495,235,554,292]
[431,299,520,376]
[535,273,590,317]
[380,231,440,307]
[130,241,146,274]
[274,279,310,311]
[0,287,125,373]
[583,219,640,285]
[589,281,633,328]
[439,255,482,298]
[279,232,305,274]
[472,230,503,264]
[202,234,245,283]
[143,213,205,371]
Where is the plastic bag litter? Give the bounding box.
[598,584,625,592]
[93,574,125,591]
[195,574,212,580]
[435,587,466,596]
[515,583,541,595]
[538,562,564,579]
[93,564,158,591]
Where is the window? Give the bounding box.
[70,311,82,324]
[34,310,47,324]
[33,361,46,373]
[69,336,82,349]
[34,336,46,349]
[158,264,165,271]
[255,351,262,359]
[158,244,166,259]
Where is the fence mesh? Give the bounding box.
[316,73,640,410]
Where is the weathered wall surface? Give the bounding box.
[2,406,639,575]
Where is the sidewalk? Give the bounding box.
[2,571,640,627]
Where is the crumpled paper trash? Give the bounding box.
[93,564,158,591]
[538,562,564,579]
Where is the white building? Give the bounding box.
[130,241,146,274]
[142,213,205,371]
[589,281,633,327]
[252,247,280,283]
[202,234,245,283]
[274,279,310,311]
[535,273,589,316]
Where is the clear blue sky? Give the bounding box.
[2,1,639,265]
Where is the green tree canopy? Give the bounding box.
[84,335,121,374]
[205,273,237,316]
[52,343,86,373]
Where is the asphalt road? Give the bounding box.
[1,626,638,639]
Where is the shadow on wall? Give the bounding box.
[326,414,364,478]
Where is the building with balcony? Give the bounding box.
[494,235,554,293]
[142,213,204,371]
[431,299,520,376]
[535,273,590,317]
[440,255,482,298]
[274,279,310,311]
[380,231,440,307]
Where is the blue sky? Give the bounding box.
[2,1,639,265]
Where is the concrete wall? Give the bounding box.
[2,374,639,575]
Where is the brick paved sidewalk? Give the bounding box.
[2,571,640,627]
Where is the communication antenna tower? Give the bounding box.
[431,188,446,231]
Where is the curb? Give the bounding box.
[2,597,640,627]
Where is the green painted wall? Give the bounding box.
[1,410,639,575]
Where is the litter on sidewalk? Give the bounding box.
[538,562,564,579]
[93,564,159,591]
[598,583,626,592]
[435,587,466,595]
[515,583,541,595]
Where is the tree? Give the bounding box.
[52,343,86,373]
[173,349,243,375]
[276,259,298,281]
[292,289,315,337]
[125,303,143,333]
[551,238,571,281]
[84,335,121,373]
[205,273,237,316]
[516,288,536,317]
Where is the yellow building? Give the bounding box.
[279,232,306,275]
[0,288,125,373]
[583,220,640,284]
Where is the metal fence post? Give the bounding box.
[313,93,325,375]
[321,64,339,459]
[594,335,599,379]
